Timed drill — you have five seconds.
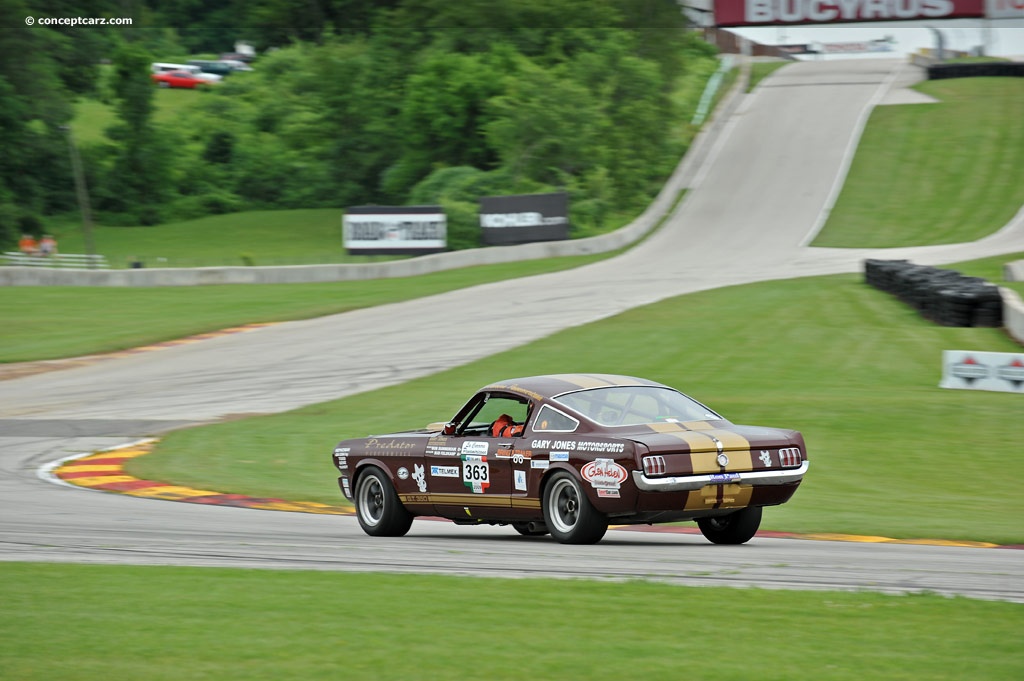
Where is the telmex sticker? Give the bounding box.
[431,465,460,478]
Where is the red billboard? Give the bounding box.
[714,0,986,26]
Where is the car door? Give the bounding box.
[427,392,526,520]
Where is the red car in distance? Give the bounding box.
[151,70,216,89]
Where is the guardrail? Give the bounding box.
[2,252,109,269]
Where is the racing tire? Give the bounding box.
[512,521,549,537]
[697,506,762,545]
[542,472,607,544]
[354,467,413,537]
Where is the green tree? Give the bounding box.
[99,40,173,222]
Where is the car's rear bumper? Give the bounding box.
[632,460,809,492]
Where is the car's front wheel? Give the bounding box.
[542,472,607,544]
[354,467,413,537]
[697,506,762,545]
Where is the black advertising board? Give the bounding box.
[479,192,570,246]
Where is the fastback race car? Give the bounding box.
[332,374,808,544]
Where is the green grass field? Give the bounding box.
[1,564,1020,681]
[813,77,1024,247]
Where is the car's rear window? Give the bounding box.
[553,386,719,427]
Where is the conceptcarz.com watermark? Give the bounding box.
[26,15,133,27]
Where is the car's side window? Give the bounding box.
[533,404,579,433]
[457,394,529,436]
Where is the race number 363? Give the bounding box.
[462,456,490,493]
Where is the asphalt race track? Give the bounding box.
[2,59,1023,602]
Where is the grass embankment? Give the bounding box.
[0,253,608,363]
[1,564,1020,681]
[813,77,1024,247]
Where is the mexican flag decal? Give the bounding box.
[462,454,490,494]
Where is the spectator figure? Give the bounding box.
[18,233,39,256]
[39,234,57,257]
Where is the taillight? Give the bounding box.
[643,455,666,476]
[779,447,802,468]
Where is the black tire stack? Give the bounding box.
[864,259,1004,328]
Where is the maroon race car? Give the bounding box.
[332,374,808,544]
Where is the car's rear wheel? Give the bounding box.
[354,467,413,537]
[512,521,549,537]
[542,472,607,544]
[697,506,762,545]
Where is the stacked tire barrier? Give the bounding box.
[927,62,1024,80]
[864,260,1003,327]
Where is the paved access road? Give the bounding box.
[2,59,1022,601]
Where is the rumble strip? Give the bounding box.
[40,441,1015,549]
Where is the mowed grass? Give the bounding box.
[0,253,608,362]
[813,77,1024,247]
[44,208,392,269]
[1,563,1021,681]
[71,87,208,146]
[132,252,1024,545]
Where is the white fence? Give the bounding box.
[3,252,109,269]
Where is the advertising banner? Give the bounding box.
[987,0,1024,18]
[343,205,446,255]
[939,350,1024,394]
[714,0,985,26]
[479,192,570,246]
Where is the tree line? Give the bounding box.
[0,0,718,250]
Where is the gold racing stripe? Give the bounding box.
[401,493,510,508]
[551,374,621,389]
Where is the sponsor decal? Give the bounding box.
[951,356,989,383]
[496,448,533,463]
[714,0,980,26]
[430,465,460,478]
[397,467,409,480]
[343,205,447,253]
[941,350,1024,393]
[988,0,1024,18]
[710,473,742,484]
[333,447,350,455]
[514,470,527,492]
[365,438,416,451]
[550,452,570,462]
[531,440,624,453]
[596,488,621,498]
[412,464,426,493]
[531,459,550,469]
[759,450,772,467]
[461,441,489,457]
[426,437,459,456]
[462,455,490,494]
[996,358,1024,389]
[581,458,628,490]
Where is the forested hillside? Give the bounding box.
[0,0,718,249]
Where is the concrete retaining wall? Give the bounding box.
[1005,260,1024,282]
[1002,287,1024,346]
[0,57,749,288]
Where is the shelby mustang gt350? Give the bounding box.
[331,374,808,544]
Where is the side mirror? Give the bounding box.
[443,422,456,436]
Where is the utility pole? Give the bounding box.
[60,124,98,267]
